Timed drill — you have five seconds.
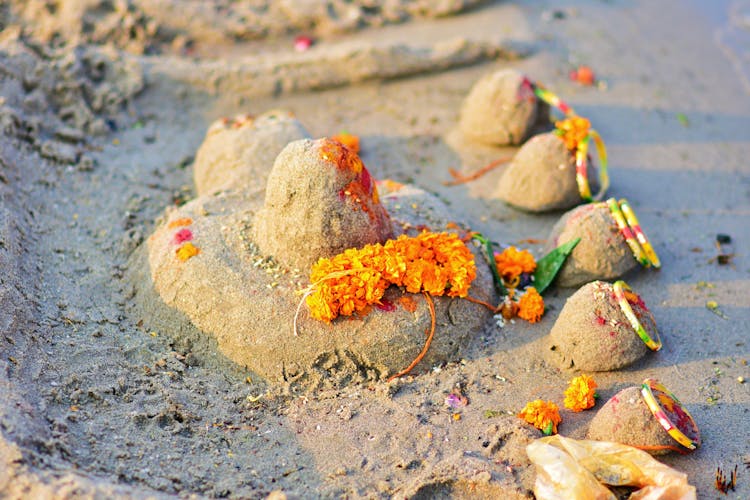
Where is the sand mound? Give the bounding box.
[587,386,676,455]
[131,136,495,387]
[547,281,656,371]
[546,203,638,287]
[254,138,393,270]
[495,132,599,213]
[458,69,549,146]
[193,110,310,196]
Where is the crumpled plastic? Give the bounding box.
[526,435,696,500]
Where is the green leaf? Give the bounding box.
[472,234,507,297]
[533,238,581,294]
[676,113,690,127]
[543,421,554,436]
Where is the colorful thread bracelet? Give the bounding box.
[618,199,661,268]
[613,280,662,350]
[575,130,610,202]
[606,198,650,267]
[525,78,610,202]
[521,77,576,117]
[641,378,701,451]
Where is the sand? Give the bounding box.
[1,0,749,498]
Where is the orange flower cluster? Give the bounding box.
[517,287,544,323]
[518,400,561,435]
[493,247,545,323]
[555,116,591,151]
[564,374,598,412]
[495,246,536,283]
[306,231,476,322]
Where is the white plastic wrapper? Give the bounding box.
[526,435,696,500]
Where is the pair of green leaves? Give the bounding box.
[473,235,580,297]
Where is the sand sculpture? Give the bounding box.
[458,68,549,146]
[545,198,660,287]
[548,280,660,371]
[495,131,600,212]
[193,110,310,195]
[132,127,496,387]
[588,381,700,455]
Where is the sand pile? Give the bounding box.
[131,135,496,387]
[459,69,549,146]
[547,280,658,371]
[545,203,639,287]
[495,132,599,212]
[253,138,393,269]
[193,110,310,196]
[588,382,700,455]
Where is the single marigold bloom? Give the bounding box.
[555,116,591,151]
[564,374,598,412]
[518,400,561,435]
[319,138,363,173]
[306,231,476,322]
[331,132,360,153]
[494,246,536,283]
[517,287,544,323]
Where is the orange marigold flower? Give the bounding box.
[518,399,561,435]
[306,231,476,322]
[517,287,544,323]
[564,374,598,412]
[494,246,536,283]
[555,116,591,151]
[331,132,360,153]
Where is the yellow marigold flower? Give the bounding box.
[306,231,476,322]
[564,374,598,412]
[518,399,561,435]
[494,246,536,283]
[555,116,591,151]
[517,287,545,323]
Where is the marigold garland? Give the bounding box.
[305,231,476,322]
[517,287,544,323]
[518,399,561,435]
[494,246,536,283]
[563,374,598,412]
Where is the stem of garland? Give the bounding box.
[387,292,436,382]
